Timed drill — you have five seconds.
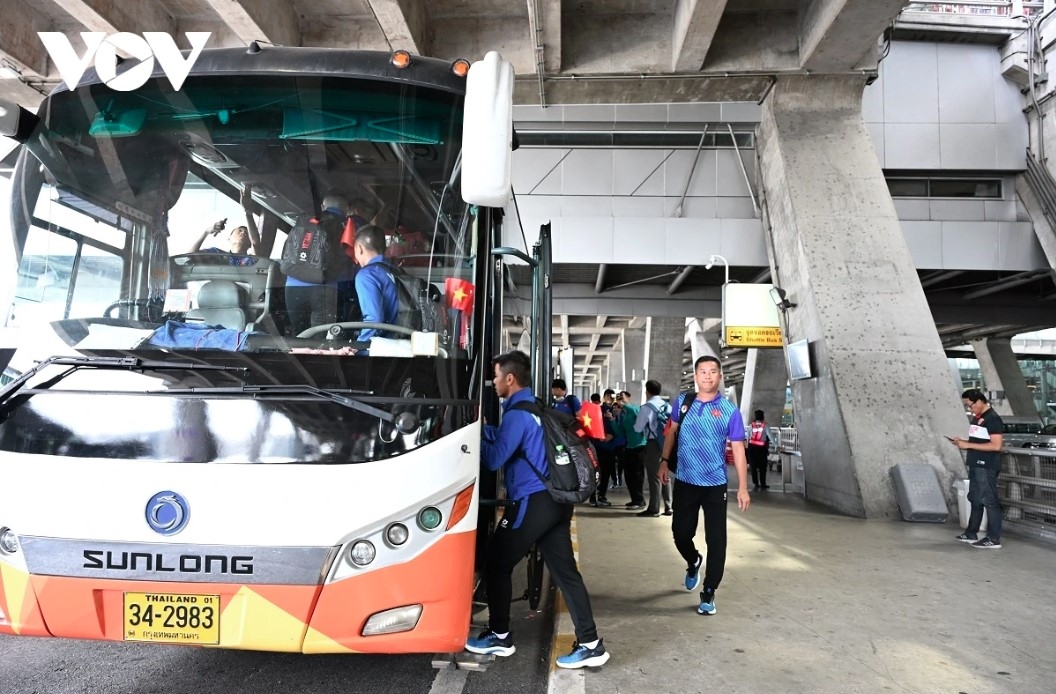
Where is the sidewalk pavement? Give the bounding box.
[571,487,1056,694]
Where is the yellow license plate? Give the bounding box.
[123,592,220,645]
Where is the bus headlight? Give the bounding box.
[0,527,19,554]
[385,523,409,546]
[347,540,376,567]
[417,507,443,531]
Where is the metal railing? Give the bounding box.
[772,426,799,455]
[1000,448,1056,535]
[903,1,1044,16]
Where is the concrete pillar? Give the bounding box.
[646,317,686,403]
[758,76,967,519]
[970,337,1037,416]
[608,347,624,392]
[740,348,788,427]
[623,329,647,402]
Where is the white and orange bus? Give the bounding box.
[0,46,530,654]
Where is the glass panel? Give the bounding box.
[928,179,1002,198]
[7,71,480,407]
[887,178,928,197]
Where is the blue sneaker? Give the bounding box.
[556,639,610,669]
[697,590,716,615]
[465,629,515,656]
[684,553,702,591]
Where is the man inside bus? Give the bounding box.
[351,224,398,348]
[466,350,610,669]
[189,185,263,265]
[284,193,359,335]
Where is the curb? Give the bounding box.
[546,512,586,694]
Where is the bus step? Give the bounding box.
[432,652,495,671]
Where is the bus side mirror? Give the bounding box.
[0,98,39,143]
[461,51,514,208]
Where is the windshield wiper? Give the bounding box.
[166,384,425,435]
[0,355,246,411]
[240,383,398,423]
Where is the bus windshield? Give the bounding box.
[9,72,478,362]
[0,65,487,462]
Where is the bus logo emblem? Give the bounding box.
[145,491,190,536]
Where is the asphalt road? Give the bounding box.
[1,574,554,694]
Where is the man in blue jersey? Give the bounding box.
[351,224,398,346]
[466,351,610,669]
[659,355,750,616]
[551,378,580,416]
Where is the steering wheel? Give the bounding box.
[103,299,151,319]
[296,321,415,340]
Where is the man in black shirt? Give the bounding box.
[950,389,1004,548]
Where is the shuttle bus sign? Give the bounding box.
[725,326,783,347]
[721,284,783,348]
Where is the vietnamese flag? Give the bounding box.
[340,216,358,260]
[445,278,475,314]
[578,402,605,439]
[445,278,475,348]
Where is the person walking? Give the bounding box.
[618,391,647,511]
[466,351,610,669]
[604,390,623,487]
[659,356,750,616]
[636,379,672,517]
[746,410,771,491]
[950,389,1004,549]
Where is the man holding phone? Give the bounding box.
[948,389,1004,549]
[189,185,263,264]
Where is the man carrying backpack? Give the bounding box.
[282,193,359,335]
[658,356,750,617]
[635,379,672,517]
[551,378,580,416]
[466,351,610,670]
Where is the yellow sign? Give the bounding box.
[123,592,220,645]
[725,326,783,348]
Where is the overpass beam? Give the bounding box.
[758,75,966,519]
[799,0,905,72]
[970,337,1038,417]
[200,0,300,48]
[366,0,428,55]
[53,0,175,36]
[672,0,728,72]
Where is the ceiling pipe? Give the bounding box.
[919,270,965,288]
[667,265,695,295]
[526,0,547,107]
[963,271,1045,300]
[595,263,608,294]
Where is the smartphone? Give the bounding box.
[944,435,956,441]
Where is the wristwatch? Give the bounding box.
[659,457,668,463]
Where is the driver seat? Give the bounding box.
[186,280,249,331]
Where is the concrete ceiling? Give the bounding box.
[8,0,1042,392]
[0,0,911,110]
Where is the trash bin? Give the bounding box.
[952,479,987,532]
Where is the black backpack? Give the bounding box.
[668,391,697,474]
[512,398,598,504]
[381,262,450,344]
[280,215,345,284]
